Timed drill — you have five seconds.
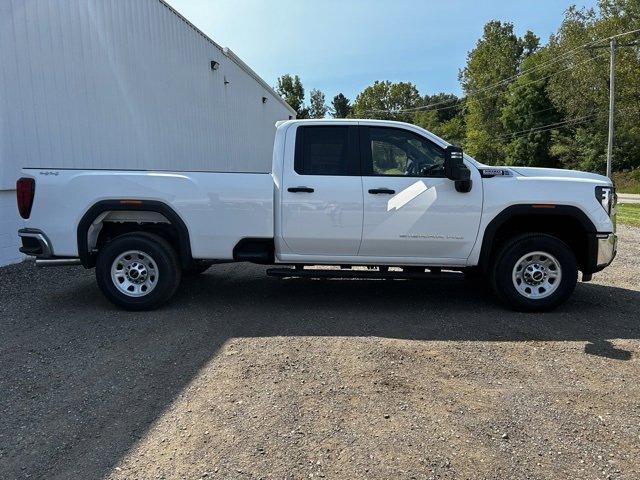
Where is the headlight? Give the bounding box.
[595,186,615,216]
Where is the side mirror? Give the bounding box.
[444,145,472,193]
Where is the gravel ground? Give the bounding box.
[1,226,639,480]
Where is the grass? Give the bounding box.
[613,169,640,194]
[617,203,640,227]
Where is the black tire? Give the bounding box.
[95,232,182,311]
[183,260,213,276]
[490,233,577,312]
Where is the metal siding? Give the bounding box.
[0,0,293,180]
[0,190,23,265]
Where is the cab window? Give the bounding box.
[364,127,445,177]
[294,126,359,176]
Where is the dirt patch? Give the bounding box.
[1,226,639,479]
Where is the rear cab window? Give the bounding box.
[294,126,360,176]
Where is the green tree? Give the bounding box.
[437,116,467,146]
[544,2,640,173]
[459,21,524,164]
[413,92,465,144]
[331,93,351,118]
[413,110,440,132]
[309,89,328,118]
[520,30,541,57]
[501,51,559,167]
[414,108,466,146]
[350,81,421,122]
[422,92,463,123]
[275,74,309,118]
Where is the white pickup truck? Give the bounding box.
[17,119,617,311]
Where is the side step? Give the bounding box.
[266,267,461,281]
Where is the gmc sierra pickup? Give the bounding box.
[17,119,617,311]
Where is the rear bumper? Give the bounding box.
[18,228,53,257]
[19,228,82,266]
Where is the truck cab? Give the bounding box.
[17,119,617,312]
[274,120,482,266]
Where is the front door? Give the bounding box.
[280,124,363,256]
[359,125,482,261]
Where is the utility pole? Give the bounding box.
[606,38,616,179]
[588,37,639,178]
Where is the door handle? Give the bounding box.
[288,186,314,193]
[368,188,395,194]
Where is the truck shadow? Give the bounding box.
[179,265,640,357]
[1,262,638,479]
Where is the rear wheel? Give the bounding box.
[491,233,577,312]
[96,232,182,310]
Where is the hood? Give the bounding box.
[509,166,611,184]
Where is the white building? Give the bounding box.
[0,0,295,266]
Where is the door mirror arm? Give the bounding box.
[444,145,472,193]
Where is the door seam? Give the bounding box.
[356,177,365,255]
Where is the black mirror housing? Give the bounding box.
[444,146,464,178]
[444,145,472,192]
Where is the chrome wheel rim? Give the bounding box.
[111,250,159,297]
[512,251,561,300]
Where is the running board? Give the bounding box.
[266,267,461,281]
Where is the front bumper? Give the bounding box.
[595,232,617,269]
[585,232,617,275]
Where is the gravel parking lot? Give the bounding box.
[1,226,639,480]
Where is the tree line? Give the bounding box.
[275,0,640,175]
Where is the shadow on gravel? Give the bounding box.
[1,263,639,479]
[584,339,633,360]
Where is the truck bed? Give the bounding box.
[24,169,275,260]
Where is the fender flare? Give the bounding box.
[478,204,597,272]
[77,200,192,268]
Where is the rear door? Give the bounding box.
[279,124,363,256]
[359,125,482,260]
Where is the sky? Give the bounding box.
[167,0,599,103]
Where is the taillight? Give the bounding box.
[16,177,35,219]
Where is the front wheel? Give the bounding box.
[95,232,182,311]
[490,233,577,312]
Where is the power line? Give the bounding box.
[457,28,640,99]
[365,50,609,116]
[369,51,608,118]
[362,28,640,117]
[495,107,639,142]
[469,51,608,106]
[506,104,558,119]
[496,113,600,141]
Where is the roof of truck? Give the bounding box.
[277,119,452,145]
[283,118,436,126]
[275,119,486,167]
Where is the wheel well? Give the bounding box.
[482,214,589,272]
[77,200,192,268]
[95,214,180,256]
